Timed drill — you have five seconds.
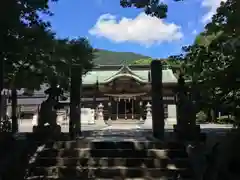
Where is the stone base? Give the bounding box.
[142,118,152,128]
[106,119,112,125]
[95,118,107,126]
[173,124,202,141]
[33,125,61,140]
[88,118,95,125]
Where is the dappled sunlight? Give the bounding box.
[25,131,193,179]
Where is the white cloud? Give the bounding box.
[201,0,227,23]
[89,13,183,46]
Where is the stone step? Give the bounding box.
[34,157,190,168]
[44,140,185,150]
[27,176,177,180]
[27,166,192,179]
[38,148,188,159]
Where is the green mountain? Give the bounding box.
[94,49,150,65]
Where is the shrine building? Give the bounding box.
[8,64,178,120]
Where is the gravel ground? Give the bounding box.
[17,119,233,139]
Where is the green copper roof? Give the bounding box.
[82,65,177,85]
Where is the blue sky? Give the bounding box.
[44,0,224,59]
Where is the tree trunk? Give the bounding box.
[11,87,18,133]
[206,109,211,122]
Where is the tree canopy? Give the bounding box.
[1,0,95,91]
[181,0,240,119]
[120,0,182,18]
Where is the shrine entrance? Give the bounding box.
[106,93,147,120]
[118,98,135,119]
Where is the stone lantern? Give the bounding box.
[146,102,152,120]
[98,103,104,121]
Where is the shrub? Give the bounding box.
[196,111,207,123]
[216,116,234,124]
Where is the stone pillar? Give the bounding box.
[69,64,82,138]
[187,91,201,141]
[174,74,188,140]
[11,88,18,134]
[151,60,164,139]
[174,74,200,141]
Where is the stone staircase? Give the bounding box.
[25,137,193,180]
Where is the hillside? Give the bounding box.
[94,49,150,65]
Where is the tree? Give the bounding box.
[132,58,152,65]
[45,38,95,91]
[120,0,182,18]
[0,0,58,132]
[63,38,95,137]
[182,0,240,122]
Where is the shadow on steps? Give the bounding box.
[26,138,194,179]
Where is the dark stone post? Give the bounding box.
[174,74,201,141]
[11,88,18,133]
[176,74,187,126]
[151,60,164,139]
[0,56,3,122]
[69,64,82,139]
[174,74,188,140]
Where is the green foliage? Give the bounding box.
[196,111,207,123]
[94,49,149,65]
[181,0,240,113]
[1,0,58,90]
[49,38,95,90]
[120,0,182,19]
[1,1,95,91]
[132,57,182,69]
[132,58,152,65]
[0,0,95,125]
[216,116,234,124]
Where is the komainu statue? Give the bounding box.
[33,85,64,136]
